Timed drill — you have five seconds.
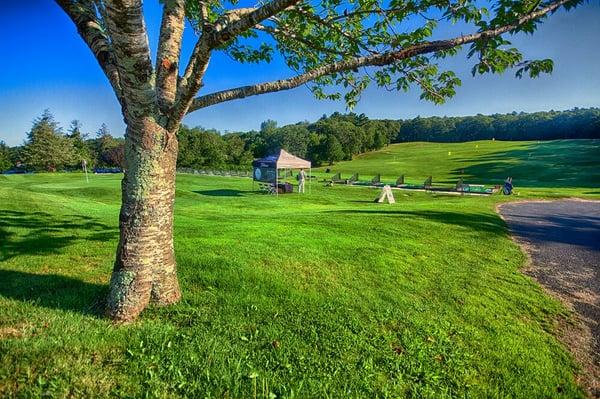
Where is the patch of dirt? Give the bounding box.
[0,324,28,339]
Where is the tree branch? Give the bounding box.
[168,39,211,131]
[209,0,302,46]
[55,0,123,105]
[168,0,303,130]
[285,6,376,55]
[179,0,301,94]
[156,0,186,112]
[327,6,410,22]
[254,24,348,57]
[103,0,157,120]
[188,0,568,112]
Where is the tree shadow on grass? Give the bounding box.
[0,210,114,316]
[0,209,118,261]
[0,270,106,316]
[326,209,506,235]
[193,189,247,197]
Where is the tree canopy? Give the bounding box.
[56,0,582,127]
[0,141,11,172]
[181,0,581,112]
[396,107,600,142]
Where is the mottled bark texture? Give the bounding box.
[102,0,182,322]
[156,0,186,111]
[106,118,180,322]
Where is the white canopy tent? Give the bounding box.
[252,149,312,195]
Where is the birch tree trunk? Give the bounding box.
[106,116,181,322]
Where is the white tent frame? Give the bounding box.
[252,149,312,196]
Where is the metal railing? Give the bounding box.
[176,168,251,177]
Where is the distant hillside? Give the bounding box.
[316,139,600,188]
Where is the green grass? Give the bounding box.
[1,139,598,398]
[316,139,600,197]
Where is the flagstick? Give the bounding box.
[82,160,89,183]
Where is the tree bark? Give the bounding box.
[106,117,180,322]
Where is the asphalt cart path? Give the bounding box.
[499,200,600,397]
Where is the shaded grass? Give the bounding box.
[2,138,598,398]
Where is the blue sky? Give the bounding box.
[0,1,599,146]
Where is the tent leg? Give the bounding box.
[275,168,278,197]
[309,167,312,194]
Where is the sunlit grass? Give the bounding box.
[316,139,600,194]
[1,139,598,397]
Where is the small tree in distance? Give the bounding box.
[54,0,584,321]
[94,124,124,168]
[0,141,11,172]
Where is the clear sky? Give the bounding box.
[0,1,599,146]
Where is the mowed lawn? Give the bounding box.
[1,140,599,398]
[317,139,600,194]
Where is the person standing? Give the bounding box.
[297,168,306,193]
[503,177,513,195]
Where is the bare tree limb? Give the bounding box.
[209,0,303,46]
[103,0,157,120]
[168,38,211,131]
[169,0,303,128]
[55,0,123,105]
[156,0,186,112]
[188,0,568,112]
[215,7,258,30]
[180,0,301,94]
[170,0,300,129]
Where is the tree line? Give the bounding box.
[1,107,598,172]
[177,113,400,170]
[397,108,600,142]
[0,110,125,173]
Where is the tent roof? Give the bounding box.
[253,149,311,169]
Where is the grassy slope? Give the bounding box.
[1,140,598,398]
[316,139,600,196]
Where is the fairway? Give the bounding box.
[317,139,600,191]
[1,140,599,397]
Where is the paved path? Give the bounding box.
[499,200,600,397]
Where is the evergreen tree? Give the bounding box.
[96,123,111,139]
[68,120,93,168]
[23,110,75,171]
[0,141,11,172]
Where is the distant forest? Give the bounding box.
[397,108,600,142]
[1,107,598,172]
